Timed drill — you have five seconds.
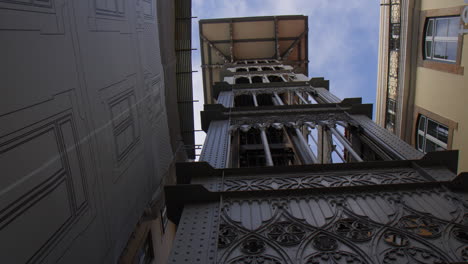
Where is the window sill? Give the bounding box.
[418,59,464,75]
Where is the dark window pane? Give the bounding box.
[427,120,438,138]
[425,140,437,152]
[448,17,459,37]
[436,125,449,143]
[447,42,457,61]
[434,41,447,59]
[426,19,434,36]
[425,41,432,58]
[435,18,448,37]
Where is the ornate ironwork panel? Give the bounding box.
[222,168,427,192]
[216,188,467,263]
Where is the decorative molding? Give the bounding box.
[222,168,426,192]
[88,0,130,33]
[0,0,64,34]
[0,110,89,263]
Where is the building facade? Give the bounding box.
[376,0,468,173]
[0,0,193,263]
[166,16,468,263]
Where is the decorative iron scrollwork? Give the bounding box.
[398,215,442,238]
[383,232,409,247]
[452,227,468,243]
[305,251,365,264]
[312,235,338,251]
[241,237,266,255]
[266,221,306,246]
[333,219,374,242]
[382,247,444,264]
[462,246,468,261]
[228,255,283,264]
[218,224,239,248]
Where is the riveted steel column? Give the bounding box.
[273,92,284,105]
[252,92,259,107]
[258,124,274,166]
[295,91,308,104]
[293,123,318,164]
[329,127,363,162]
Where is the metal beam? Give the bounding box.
[259,126,274,166]
[281,29,307,59]
[274,17,280,60]
[329,127,364,162]
[210,37,298,44]
[229,20,234,62]
[200,34,229,62]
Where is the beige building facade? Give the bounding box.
[376,0,468,172]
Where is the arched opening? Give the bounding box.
[249,67,258,71]
[256,94,274,106]
[234,94,255,107]
[274,66,283,70]
[251,76,264,83]
[268,75,284,82]
[269,60,277,63]
[261,67,274,71]
[247,61,256,64]
[235,77,250,84]
[236,68,248,72]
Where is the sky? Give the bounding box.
[190,0,381,158]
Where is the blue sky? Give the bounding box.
[190,0,381,156]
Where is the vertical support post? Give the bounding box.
[329,126,363,162]
[273,92,284,105]
[258,124,274,166]
[295,91,308,104]
[292,123,318,164]
[315,124,332,164]
[252,92,259,107]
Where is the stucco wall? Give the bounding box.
[414,0,468,172]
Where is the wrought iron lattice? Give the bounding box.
[267,222,306,246]
[333,219,374,242]
[215,188,467,263]
[397,215,443,238]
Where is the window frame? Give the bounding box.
[416,115,449,153]
[424,17,459,63]
[411,106,457,152]
[418,6,465,75]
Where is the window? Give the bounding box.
[136,231,154,264]
[267,75,284,82]
[418,7,464,74]
[236,67,248,72]
[424,17,459,63]
[416,115,448,153]
[251,76,263,83]
[235,77,250,84]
